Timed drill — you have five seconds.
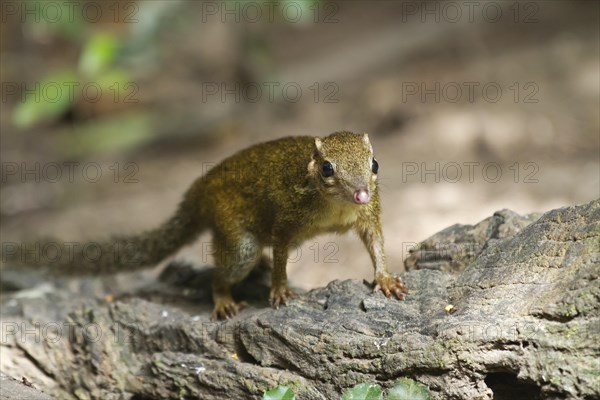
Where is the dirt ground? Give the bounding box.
[1,1,598,292]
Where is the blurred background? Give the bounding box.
[1,0,598,290]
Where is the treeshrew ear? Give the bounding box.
[307,141,321,175]
[314,137,323,152]
[362,133,373,153]
[307,154,318,175]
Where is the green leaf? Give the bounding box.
[280,0,316,24]
[341,383,383,400]
[13,70,78,129]
[388,378,431,400]
[56,111,155,157]
[23,0,84,41]
[94,68,133,94]
[79,33,119,77]
[263,385,296,400]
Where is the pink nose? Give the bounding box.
[353,189,370,204]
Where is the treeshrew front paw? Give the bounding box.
[269,286,297,309]
[211,297,243,321]
[374,273,408,300]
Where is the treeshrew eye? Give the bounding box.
[372,158,379,174]
[322,161,334,177]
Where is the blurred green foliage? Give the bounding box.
[13,0,131,129]
[56,111,153,158]
[11,0,326,156]
[13,70,78,129]
[78,34,119,76]
[23,0,84,41]
[264,379,431,399]
[342,383,384,400]
[13,31,130,129]
[387,378,432,400]
[263,385,296,400]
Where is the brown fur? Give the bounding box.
[4,131,408,319]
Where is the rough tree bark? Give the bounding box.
[1,199,598,399]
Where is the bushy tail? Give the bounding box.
[2,196,203,274]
